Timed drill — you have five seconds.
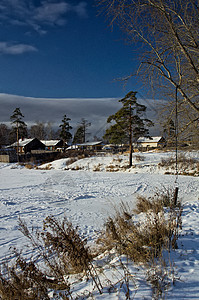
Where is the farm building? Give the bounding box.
[9,138,45,154]
[41,140,64,151]
[68,141,103,151]
[0,149,17,163]
[136,136,166,150]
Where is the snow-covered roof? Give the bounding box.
[66,145,78,150]
[137,136,163,143]
[76,141,102,146]
[41,140,62,146]
[66,141,102,150]
[11,138,35,147]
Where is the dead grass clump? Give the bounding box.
[93,164,102,171]
[134,188,176,214]
[70,165,83,171]
[98,189,182,264]
[159,153,199,172]
[146,256,176,300]
[18,216,93,276]
[105,165,119,172]
[0,252,54,300]
[134,195,158,214]
[24,163,34,169]
[112,157,122,163]
[65,157,78,166]
[43,164,52,170]
[0,216,104,299]
[134,155,145,162]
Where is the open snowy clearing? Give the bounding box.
[0,151,198,298]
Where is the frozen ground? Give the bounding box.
[0,150,198,299]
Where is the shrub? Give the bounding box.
[24,163,34,169]
[0,251,58,300]
[134,187,177,214]
[0,216,103,299]
[93,163,102,171]
[159,153,199,174]
[98,189,182,263]
[105,165,119,172]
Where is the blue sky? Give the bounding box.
[0,0,140,98]
[0,0,161,138]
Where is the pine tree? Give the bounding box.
[10,107,27,149]
[73,119,91,144]
[59,115,72,147]
[104,91,153,166]
[73,126,84,144]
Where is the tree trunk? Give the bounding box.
[129,103,133,167]
[129,142,133,167]
[17,123,19,162]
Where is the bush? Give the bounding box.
[159,153,199,175]
[0,252,54,300]
[0,216,103,299]
[98,188,182,263]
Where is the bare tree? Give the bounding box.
[0,124,11,147]
[73,118,91,144]
[97,0,199,135]
[30,122,47,140]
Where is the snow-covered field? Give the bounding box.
[0,150,198,299]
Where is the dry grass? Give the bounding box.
[0,188,183,299]
[134,188,176,214]
[18,216,95,276]
[98,189,182,264]
[105,165,120,172]
[0,216,103,299]
[0,251,63,300]
[97,189,182,297]
[38,164,52,170]
[134,154,145,162]
[65,157,78,166]
[146,255,176,300]
[24,163,34,169]
[70,165,83,171]
[93,163,102,171]
[159,153,199,175]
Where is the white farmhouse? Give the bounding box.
[136,136,166,150]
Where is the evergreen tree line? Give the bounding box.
[0,107,92,148]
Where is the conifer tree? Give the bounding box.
[10,108,27,138]
[73,126,84,144]
[59,115,72,147]
[10,107,27,159]
[104,91,153,166]
[73,119,91,144]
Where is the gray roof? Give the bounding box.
[41,140,62,146]
[11,138,35,147]
[75,141,102,146]
[137,136,163,143]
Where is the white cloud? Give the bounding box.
[0,93,160,137]
[0,1,88,33]
[0,93,120,137]
[73,2,88,18]
[0,42,38,55]
[33,2,70,25]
